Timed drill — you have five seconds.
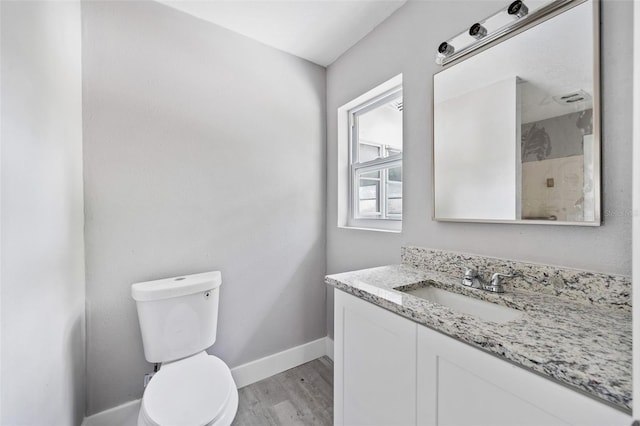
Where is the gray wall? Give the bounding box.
[326,0,633,337]
[82,1,326,415]
[1,1,86,425]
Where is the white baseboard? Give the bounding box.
[81,336,332,425]
[81,399,141,426]
[325,336,334,361]
[231,336,328,388]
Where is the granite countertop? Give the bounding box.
[325,264,632,412]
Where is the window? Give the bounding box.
[349,87,403,224]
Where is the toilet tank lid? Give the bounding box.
[131,271,221,302]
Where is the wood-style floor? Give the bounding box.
[231,356,334,426]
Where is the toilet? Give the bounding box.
[132,271,238,426]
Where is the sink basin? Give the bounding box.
[401,286,523,324]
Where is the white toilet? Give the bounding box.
[132,271,238,426]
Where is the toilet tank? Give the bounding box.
[132,271,221,363]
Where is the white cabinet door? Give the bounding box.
[334,290,417,426]
[417,325,631,426]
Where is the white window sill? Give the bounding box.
[340,219,402,233]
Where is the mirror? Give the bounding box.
[433,0,599,225]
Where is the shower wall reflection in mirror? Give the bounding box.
[433,0,600,225]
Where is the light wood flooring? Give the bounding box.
[231,356,334,426]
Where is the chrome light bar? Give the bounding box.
[435,0,576,66]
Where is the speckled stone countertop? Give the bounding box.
[325,264,632,412]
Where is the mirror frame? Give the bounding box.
[431,0,601,226]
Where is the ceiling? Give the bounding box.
[157,0,407,67]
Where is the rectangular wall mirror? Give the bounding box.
[433,0,600,225]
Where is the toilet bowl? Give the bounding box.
[132,271,238,426]
[138,352,238,426]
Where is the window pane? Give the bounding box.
[388,166,402,182]
[357,171,380,216]
[359,180,379,199]
[355,165,404,218]
[387,182,402,215]
[387,181,402,198]
[360,144,381,162]
[387,198,402,215]
[359,199,379,215]
[357,96,403,163]
[387,166,402,216]
[361,170,380,179]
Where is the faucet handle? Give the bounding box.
[464,268,478,278]
[490,271,514,286]
[462,268,480,288]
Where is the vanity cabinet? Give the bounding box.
[416,325,630,426]
[334,289,417,426]
[334,290,631,426]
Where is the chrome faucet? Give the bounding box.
[462,268,514,293]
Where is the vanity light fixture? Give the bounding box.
[438,42,455,57]
[508,0,529,18]
[469,22,487,40]
[435,0,576,65]
[469,23,488,40]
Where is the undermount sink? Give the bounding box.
[401,285,523,324]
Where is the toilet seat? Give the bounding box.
[139,351,238,426]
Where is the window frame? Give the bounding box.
[348,86,403,224]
